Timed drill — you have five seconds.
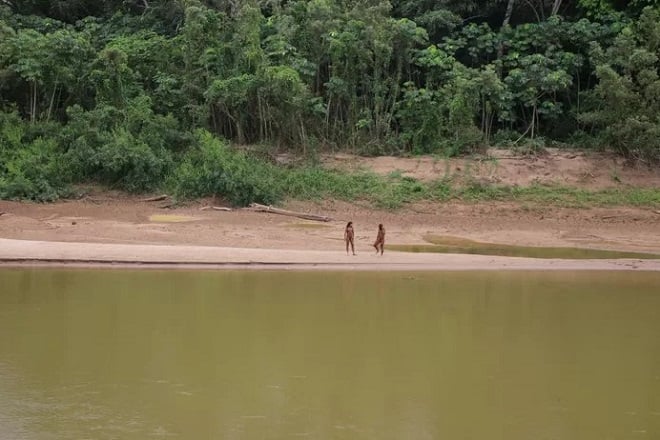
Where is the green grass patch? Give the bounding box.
[277,171,660,209]
[278,167,431,209]
[452,183,660,208]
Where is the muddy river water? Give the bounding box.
[1,269,659,439]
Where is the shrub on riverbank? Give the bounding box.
[1,114,659,208]
[0,112,67,201]
[169,130,430,208]
[170,130,282,206]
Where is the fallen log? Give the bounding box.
[140,194,168,202]
[248,203,332,222]
[200,206,233,212]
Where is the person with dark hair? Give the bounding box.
[344,221,356,255]
[373,223,385,255]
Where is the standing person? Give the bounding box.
[344,221,356,255]
[373,223,385,255]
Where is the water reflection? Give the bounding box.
[387,235,660,259]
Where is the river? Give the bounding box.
[1,269,659,439]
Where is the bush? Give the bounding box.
[0,112,68,201]
[61,99,175,191]
[93,129,170,191]
[438,125,484,157]
[606,116,660,164]
[170,131,433,208]
[170,130,282,206]
[0,137,67,201]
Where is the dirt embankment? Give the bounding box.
[1,149,659,269]
[322,148,660,189]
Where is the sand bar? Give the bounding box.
[1,238,658,271]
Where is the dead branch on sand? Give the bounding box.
[248,203,332,222]
[140,194,168,202]
[200,206,233,212]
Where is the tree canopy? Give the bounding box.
[1,0,659,201]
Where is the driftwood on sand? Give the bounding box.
[248,203,332,222]
[140,194,168,202]
[200,206,233,212]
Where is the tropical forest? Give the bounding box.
[1,0,659,206]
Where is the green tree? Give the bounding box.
[581,6,660,162]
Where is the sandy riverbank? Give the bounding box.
[1,236,659,271]
[2,147,660,271]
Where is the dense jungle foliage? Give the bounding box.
[0,0,659,203]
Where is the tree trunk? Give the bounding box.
[30,80,37,123]
[0,0,15,11]
[502,0,515,28]
[523,0,542,22]
[249,203,332,222]
[46,84,58,121]
[496,0,516,76]
[551,0,562,15]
